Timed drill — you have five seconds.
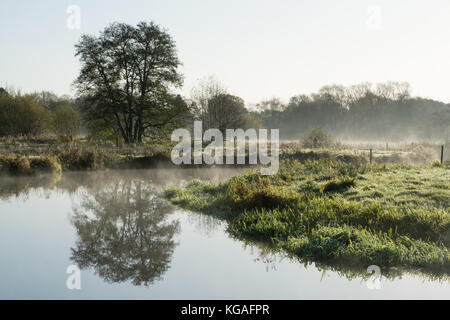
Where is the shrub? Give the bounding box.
[227,174,298,210]
[30,156,62,174]
[57,149,98,170]
[430,159,442,168]
[301,128,333,149]
[0,155,32,175]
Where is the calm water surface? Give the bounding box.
[0,169,448,299]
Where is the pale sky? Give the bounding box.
[1,0,450,104]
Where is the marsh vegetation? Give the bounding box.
[165,158,450,278]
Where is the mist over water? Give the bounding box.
[0,168,448,299]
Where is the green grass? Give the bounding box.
[164,159,450,278]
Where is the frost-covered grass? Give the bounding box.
[165,159,450,277]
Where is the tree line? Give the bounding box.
[0,89,80,141]
[257,82,450,141]
[0,21,448,144]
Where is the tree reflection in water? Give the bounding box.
[70,177,180,286]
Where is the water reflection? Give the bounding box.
[70,178,179,286]
[0,168,242,287]
[0,173,62,201]
[0,169,447,288]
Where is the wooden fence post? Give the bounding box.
[369,148,373,164]
[441,145,444,164]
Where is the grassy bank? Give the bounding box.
[164,159,450,278]
[0,147,176,176]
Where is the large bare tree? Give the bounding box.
[190,76,249,131]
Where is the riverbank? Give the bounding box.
[0,143,368,176]
[0,148,176,176]
[1,166,446,298]
[1,137,447,176]
[164,159,450,277]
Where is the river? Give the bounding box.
[0,169,448,299]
